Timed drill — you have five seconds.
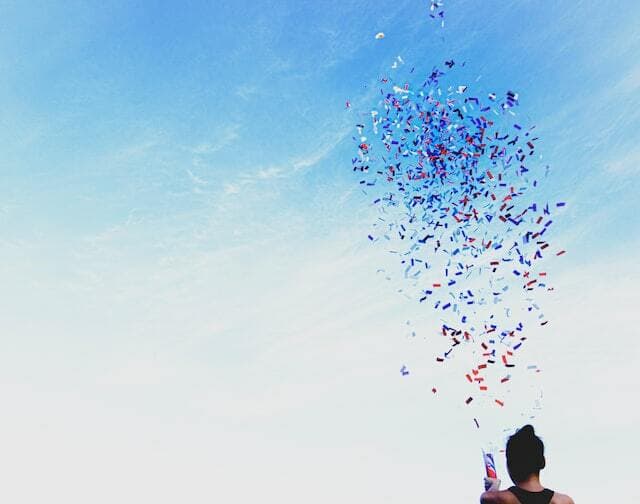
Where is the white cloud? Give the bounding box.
[223,183,241,195]
[605,147,640,174]
[613,63,640,95]
[292,126,350,172]
[255,166,285,179]
[112,138,161,161]
[221,165,284,195]
[186,168,208,185]
[188,124,240,155]
[234,84,259,100]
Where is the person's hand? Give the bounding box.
[484,477,501,492]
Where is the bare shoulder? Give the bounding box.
[551,491,575,504]
[480,490,519,504]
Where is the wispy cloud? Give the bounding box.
[234,84,260,100]
[219,126,349,197]
[254,166,285,179]
[605,147,640,174]
[613,63,640,95]
[188,124,241,155]
[224,183,241,195]
[219,165,285,196]
[186,169,208,185]
[111,136,163,163]
[292,126,351,172]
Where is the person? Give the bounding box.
[480,425,574,504]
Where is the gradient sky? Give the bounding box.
[1,1,639,503]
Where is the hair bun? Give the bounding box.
[518,424,536,438]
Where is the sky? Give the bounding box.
[0,0,639,502]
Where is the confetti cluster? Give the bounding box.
[429,1,445,28]
[350,61,565,415]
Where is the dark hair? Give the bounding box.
[506,425,546,483]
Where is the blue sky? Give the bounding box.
[1,1,639,503]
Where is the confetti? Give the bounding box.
[350,58,565,423]
[429,0,446,28]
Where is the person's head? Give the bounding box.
[506,424,546,483]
